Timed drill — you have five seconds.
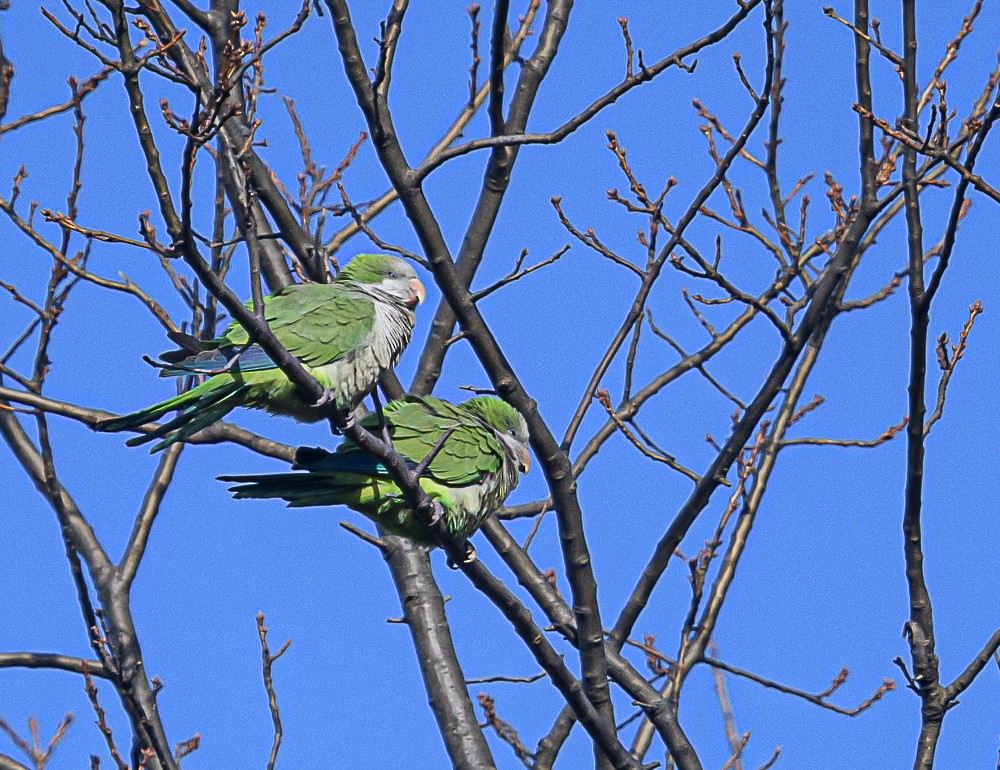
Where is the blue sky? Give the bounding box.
[2,1,1000,768]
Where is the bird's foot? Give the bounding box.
[316,389,352,435]
[312,388,340,410]
[446,541,477,570]
[428,500,446,527]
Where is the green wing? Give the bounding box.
[215,283,376,368]
[342,395,504,486]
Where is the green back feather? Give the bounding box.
[335,395,506,486]
[213,283,376,367]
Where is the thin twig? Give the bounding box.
[256,613,291,770]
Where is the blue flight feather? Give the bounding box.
[158,346,277,377]
[293,447,417,476]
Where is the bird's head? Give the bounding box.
[338,253,426,309]
[462,396,531,474]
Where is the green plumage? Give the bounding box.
[97,254,425,452]
[219,395,531,544]
[211,282,376,366]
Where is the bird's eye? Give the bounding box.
[508,429,517,437]
[386,271,397,279]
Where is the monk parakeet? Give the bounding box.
[98,254,426,452]
[219,395,531,544]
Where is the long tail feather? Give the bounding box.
[98,390,196,433]
[219,472,371,508]
[99,381,248,452]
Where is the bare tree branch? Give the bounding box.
[0,653,112,680]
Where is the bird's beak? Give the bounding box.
[407,278,427,308]
[520,447,531,474]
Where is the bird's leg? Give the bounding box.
[370,387,392,448]
[425,499,477,569]
[320,401,353,436]
[314,390,355,435]
[312,388,340,409]
[446,541,477,570]
[428,499,446,527]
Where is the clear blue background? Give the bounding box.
[2,1,1000,768]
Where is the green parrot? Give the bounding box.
[219,395,531,545]
[98,253,426,452]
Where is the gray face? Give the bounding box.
[374,259,426,307]
[498,413,531,473]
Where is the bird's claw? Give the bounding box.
[312,388,339,410]
[316,389,353,434]
[426,502,475,568]
[446,541,477,570]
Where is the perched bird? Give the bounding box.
[219,395,531,545]
[98,253,426,452]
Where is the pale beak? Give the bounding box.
[520,447,531,474]
[407,277,427,308]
